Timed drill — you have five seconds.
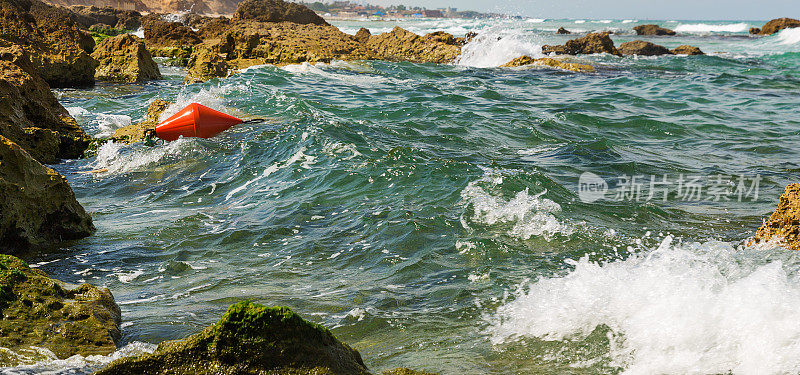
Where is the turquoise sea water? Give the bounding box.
[9,18,800,374]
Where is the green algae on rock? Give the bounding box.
[111,98,171,144]
[0,254,120,365]
[98,300,369,375]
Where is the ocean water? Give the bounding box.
[8,18,800,374]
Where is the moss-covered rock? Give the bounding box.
[0,254,120,365]
[366,27,461,64]
[501,56,595,72]
[542,32,621,56]
[184,44,231,84]
[111,99,171,144]
[91,34,161,83]
[97,301,369,375]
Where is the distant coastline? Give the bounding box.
[300,0,507,20]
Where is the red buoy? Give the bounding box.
[155,103,243,141]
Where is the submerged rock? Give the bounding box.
[97,301,369,375]
[0,0,97,87]
[92,34,162,83]
[0,42,91,163]
[633,24,676,36]
[366,27,461,64]
[0,135,94,251]
[619,40,673,56]
[542,32,621,56]
[754,183,800,250]
[111,99,171,144]
[671,45,704,55]
[233,0,328,25]
[556,27,571,34]
[501,56,595,72]
[750,18,800,35]
[0,254,118,365]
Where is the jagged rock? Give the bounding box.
[0,0,97,87]
[750,18,800,35]
[0,254,118,365]
[44,0,147,12]
[0,42,91,163]
[111,99,171,144]
[233,0,328,25]
[754,183,800,250]
[556,27,570,34]
[97,301,368,375]
[542,32,621,56]
[184,44,230,83]
[619,40,673,56]
[68,5,142,30]
[91,34,161,83]
[0,136,94,250]
[633,24,676,36]
[141,13,201,50]
[366,27,461,64]
[501,56,595,72]
[194,16,231,39]
[354,27,371,43]
[383,369,436,375]
[671,45,704,55]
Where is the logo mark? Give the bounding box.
[578,172,608,203]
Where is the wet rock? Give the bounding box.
[0,0,97,87]
[111,99,171,144]
[366,27,461,64]
[233,0,328,25]
[542,32,621,56]
[0,254,118,364]
[619,40,673,56]
[501,55,595,72]
[0,136,95,250]
[633,24,676,36]
[750,18,800,35]
[354,27,371,43]
[97,300,368,375]
[0,42,91,163]
[556,27,571,34]
[91,34,161,83]
[184,44,231,83]
[141,13,202,50]
[68,5,142,30]
[383,369,436,375]
[195,16,232,40]
[671,45,704,55]
[754,183,800,250]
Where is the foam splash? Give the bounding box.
[95,114,132,138]
[488,236,800,374]
[460,171,571,241]
[159,85,233,122]
[674,23,750,33]
[65,106,90,118]
[0,342,156,373]
[777,27,800,45]
[456,29,543,68]
[130,27,144,38]
[281,62,389,86]
[93,138,195,174]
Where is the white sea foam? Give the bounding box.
[674,22,750,33]
[93,138,196,174]
[225,146,315,201]
[777,27,800,45]
[460,170,571,241]
[526,18,546,23]
[65,106,90,118]
[95,114,132,137]
[0,342,156,373]
[160,86,233,122]
[488,236,800,374]
[282,62,389,85]
[622,20,637,24]
[456,29,543,68]
[574,20,586,24]
[130,27,144,38]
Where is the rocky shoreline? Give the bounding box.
[0,0,799,371]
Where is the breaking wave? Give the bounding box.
[674,22,750,33]
[456,28,543,68]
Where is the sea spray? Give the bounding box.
[457,27,544,68]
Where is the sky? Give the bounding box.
[363,0,799,21]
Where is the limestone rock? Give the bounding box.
[0,0,98,87]
[195,16,231,40]
[383,369,437,375]
[0,254,118,365]
[556,27,570,34]
[0,42,91,163]
[0,135,94,250]
[501,56,595,72]
[366,27,461,64]
[619,40,673,56]
[354,27,371,43]
[92,34,161,83]
[233,0,328,25]
[184,44,230,83]
[111,99,171,144]
[750,18,800,35]
[542,32,621,56]
[671,45,704,55]
[68,5,142,30]
[97,301,368,375]
[754,183,800,250]
[633,24,676,36]
[141,13,201,50]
